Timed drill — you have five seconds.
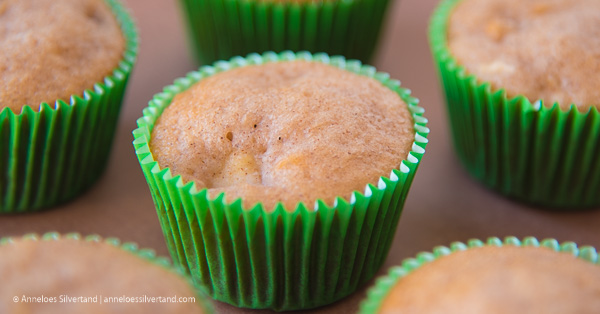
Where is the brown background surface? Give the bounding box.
[2,0,599,313]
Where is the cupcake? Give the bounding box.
[178,0,392,65]
[0,0,138,213]
[0,233,211,313]
[360,237,600,313]
[429,0,600,208]
[133,51,429,310]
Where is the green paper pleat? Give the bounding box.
[0,0,138,213]
[177,0,393,65]
[133,51,429,311]
[359,236,600,314]
[0,232,214,313]
[429,0,600,209]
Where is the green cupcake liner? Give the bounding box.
[178,0,392,65]
[133,51,429,310]
[0,0,138,213]
[0,232,213,313]
[359,236,600,313]
[429,0,600,209]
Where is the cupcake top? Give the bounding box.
[448,0,600,109]
[0,0,125,112]
[150,60,414,210]
[379,245,600,313]
[0,237,205,314]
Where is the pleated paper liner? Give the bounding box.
[133,51,429,311]
[0,0,138,213]
[429,0,600,209]
[359,236,600,314]
[0,232,213,313]
[178,0,392,65]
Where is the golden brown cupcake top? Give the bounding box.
[448,0,600,109]
[150,60,414,211]
[379,245,600,314]
[0,237,204,314]
[0,0,125,113]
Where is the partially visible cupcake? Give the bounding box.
[178,0,393,65]
[429,0,600,208]
[0,233,211,313]
[361,237,600,313]
[133,51,429,310]
[0,0,138,213]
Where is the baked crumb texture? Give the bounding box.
[375,241,600,314]
[448,0,600,109]
[151,60,414,210]
[0,0,125,112]
[0,235,204,314]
